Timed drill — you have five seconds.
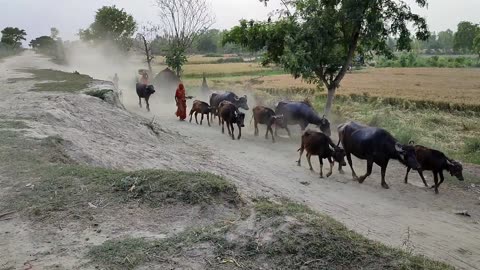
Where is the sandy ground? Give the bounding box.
[1,52,480,270]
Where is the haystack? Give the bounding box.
[153,68,181,93]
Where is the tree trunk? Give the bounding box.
[324,86,337,117]
[147,59,153,74]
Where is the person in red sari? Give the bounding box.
[175,83,188,121]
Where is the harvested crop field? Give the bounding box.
[190,67,480,106]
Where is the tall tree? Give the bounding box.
[454,21,479,53]
[224,0,429,116]
[437,29,454,53]
[473,33,480,61]
[1,27,27,48]
[79,6,137,50]
[195,29,221,53]
[155,0,215,76]
[135,23,160,73]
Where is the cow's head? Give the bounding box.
[234,95,249,110]
[332,146,347,166]
[395,143,420,170]
[447,159,464,181]
[272,114,287,128]
[146,85,156,95]
[318,115,331,137]
[236,112,246,127]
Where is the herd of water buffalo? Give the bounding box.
[136,86,464,194]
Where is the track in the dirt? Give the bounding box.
[127,94,480,270]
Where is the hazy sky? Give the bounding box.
[1,0,479,42]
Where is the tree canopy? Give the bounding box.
[453,21,479,53]
[1,27,27,48]
[79,6,137,50]
[473,33,480,60]
[224,0,429,115]
[29,36,56,50]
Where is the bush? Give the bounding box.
[376,53,477,68]
[215,57,244,63]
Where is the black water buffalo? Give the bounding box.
[404,143,464,194]
[136,83,155,112]
[219,101,246,140]
[210,92,249,122]
[297,130,347,178]
[274,101,331,137]
[189,100,212,126]
[337,121,420,189]
[251,106,286,143]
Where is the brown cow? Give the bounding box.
[251,106,286,143]
[189,100,212,126]
[297,130,347,178]
[219,101,246,140]
[404,143,464,194]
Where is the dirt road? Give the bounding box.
[1,52,480,269]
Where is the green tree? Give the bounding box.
[437,29,454,53]
[195,29,221,53]
[473,33,480,61]
[29,36,56,50]
[79,6,137,50]
[224,0,429,115]
[454,21,479,53]
[1,27,27,48]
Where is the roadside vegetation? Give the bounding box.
[16,69,93,92]
[88,197,452,270]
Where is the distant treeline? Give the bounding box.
[376,53,480,68]
[388,21,480,55]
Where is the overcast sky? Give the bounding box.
[1,0,479,42]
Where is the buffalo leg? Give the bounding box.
[254,121,259,136]
[285,126,292,137]
[195,112,199,124]
[358,158,374,184]
[268,125,275,143]
[326,157,334,178]
[417,170,429,187]
[230,123,235,140]
[319,157,324,178]
[438,171,446,187]
[404,167,411,184]
[380,162,389,189]
[207,114,211,127]
[221,119,225,134]
[226,121,232,136]
[138,97,142,108]
[189,110,194,123]
[432,171,439,194]
[237,124,242,140]
[145,97,150,112]
[200,113,204,125]
[307,153,314,171]
[346,153,358,180]
[297,148,304,166]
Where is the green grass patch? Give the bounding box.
[0,125,239,223]
[18,69,93,92]
[84,89,113,101]
[89,198,452,270]
[0,120,30,129]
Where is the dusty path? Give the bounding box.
[1,52,479,269]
